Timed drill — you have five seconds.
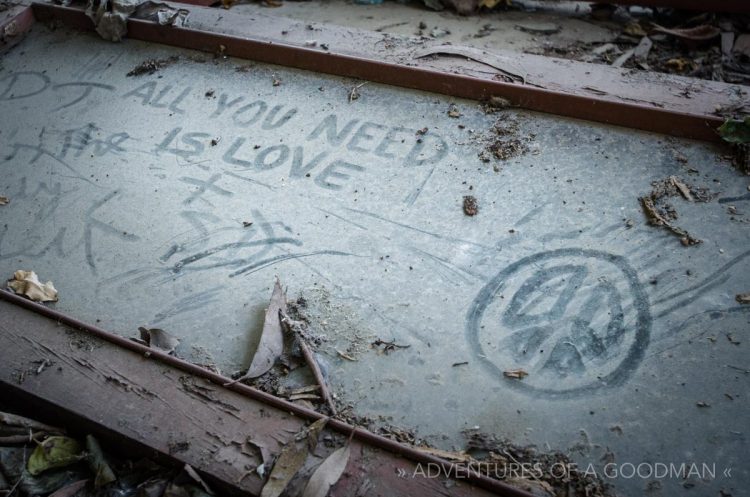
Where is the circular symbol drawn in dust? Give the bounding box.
[466,249,651,397]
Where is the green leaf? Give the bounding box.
[718,117,750,144]
[27,437,83,476]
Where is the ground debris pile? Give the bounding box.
[227,280,336,415]
[126,56,179,77]
[476,113,534,171]
[0,411,211,497]
[525,7,750,85]
[460,431,614,497]
[638,175,713,246]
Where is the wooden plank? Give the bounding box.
[0,299,514,497]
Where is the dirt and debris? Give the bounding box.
[0,196,8,205]
[462,195,478,216]
[523,8,750,85]
[481,96,512,113]
[370,338,411,355]
[736,293,750,304]
[639,175,713,246]
[126,56,179,77]
[280,309,337,414]
[447,103,461,118]
[6,270,58,303]
[462,430,613,497]
[476,114,533,171]
[225,282,338,414]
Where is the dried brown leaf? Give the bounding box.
[736,293,750,304]
[0,196,8,205]
[7,270,58,302]
[416,446,473,463]
[669,176,693,201]
[301,444,351,497]
[246,278,287,378]
[503,368,529,379]
[260,418,327,497]
[653,24,720,43]
[183,464,214,494]
[288,393,321,401]
[289,385,321,395]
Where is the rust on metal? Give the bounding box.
[30,2,726,143]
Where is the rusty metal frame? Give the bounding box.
[2,1,743,142]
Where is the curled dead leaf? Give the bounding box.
[260,418,328,497]
[503,368,529,379]
[7,270,58,302]
[138,327,180,355]
[244,278,286,379]
[85,435,116,488]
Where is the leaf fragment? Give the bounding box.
[7,270,58,302]
[245,279,286,378]
[260,418,328,497]
[718,117,750,144]
[138,327,180,355]
[503,368,529,379]
[301,444,351,497]
[736,293,750,304]
[0,196,8,205]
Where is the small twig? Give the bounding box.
[371,339,411,355]
[280,311,337,415]
[5,476,21,497]
[348,82,368,103]
[336,349,356,361]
